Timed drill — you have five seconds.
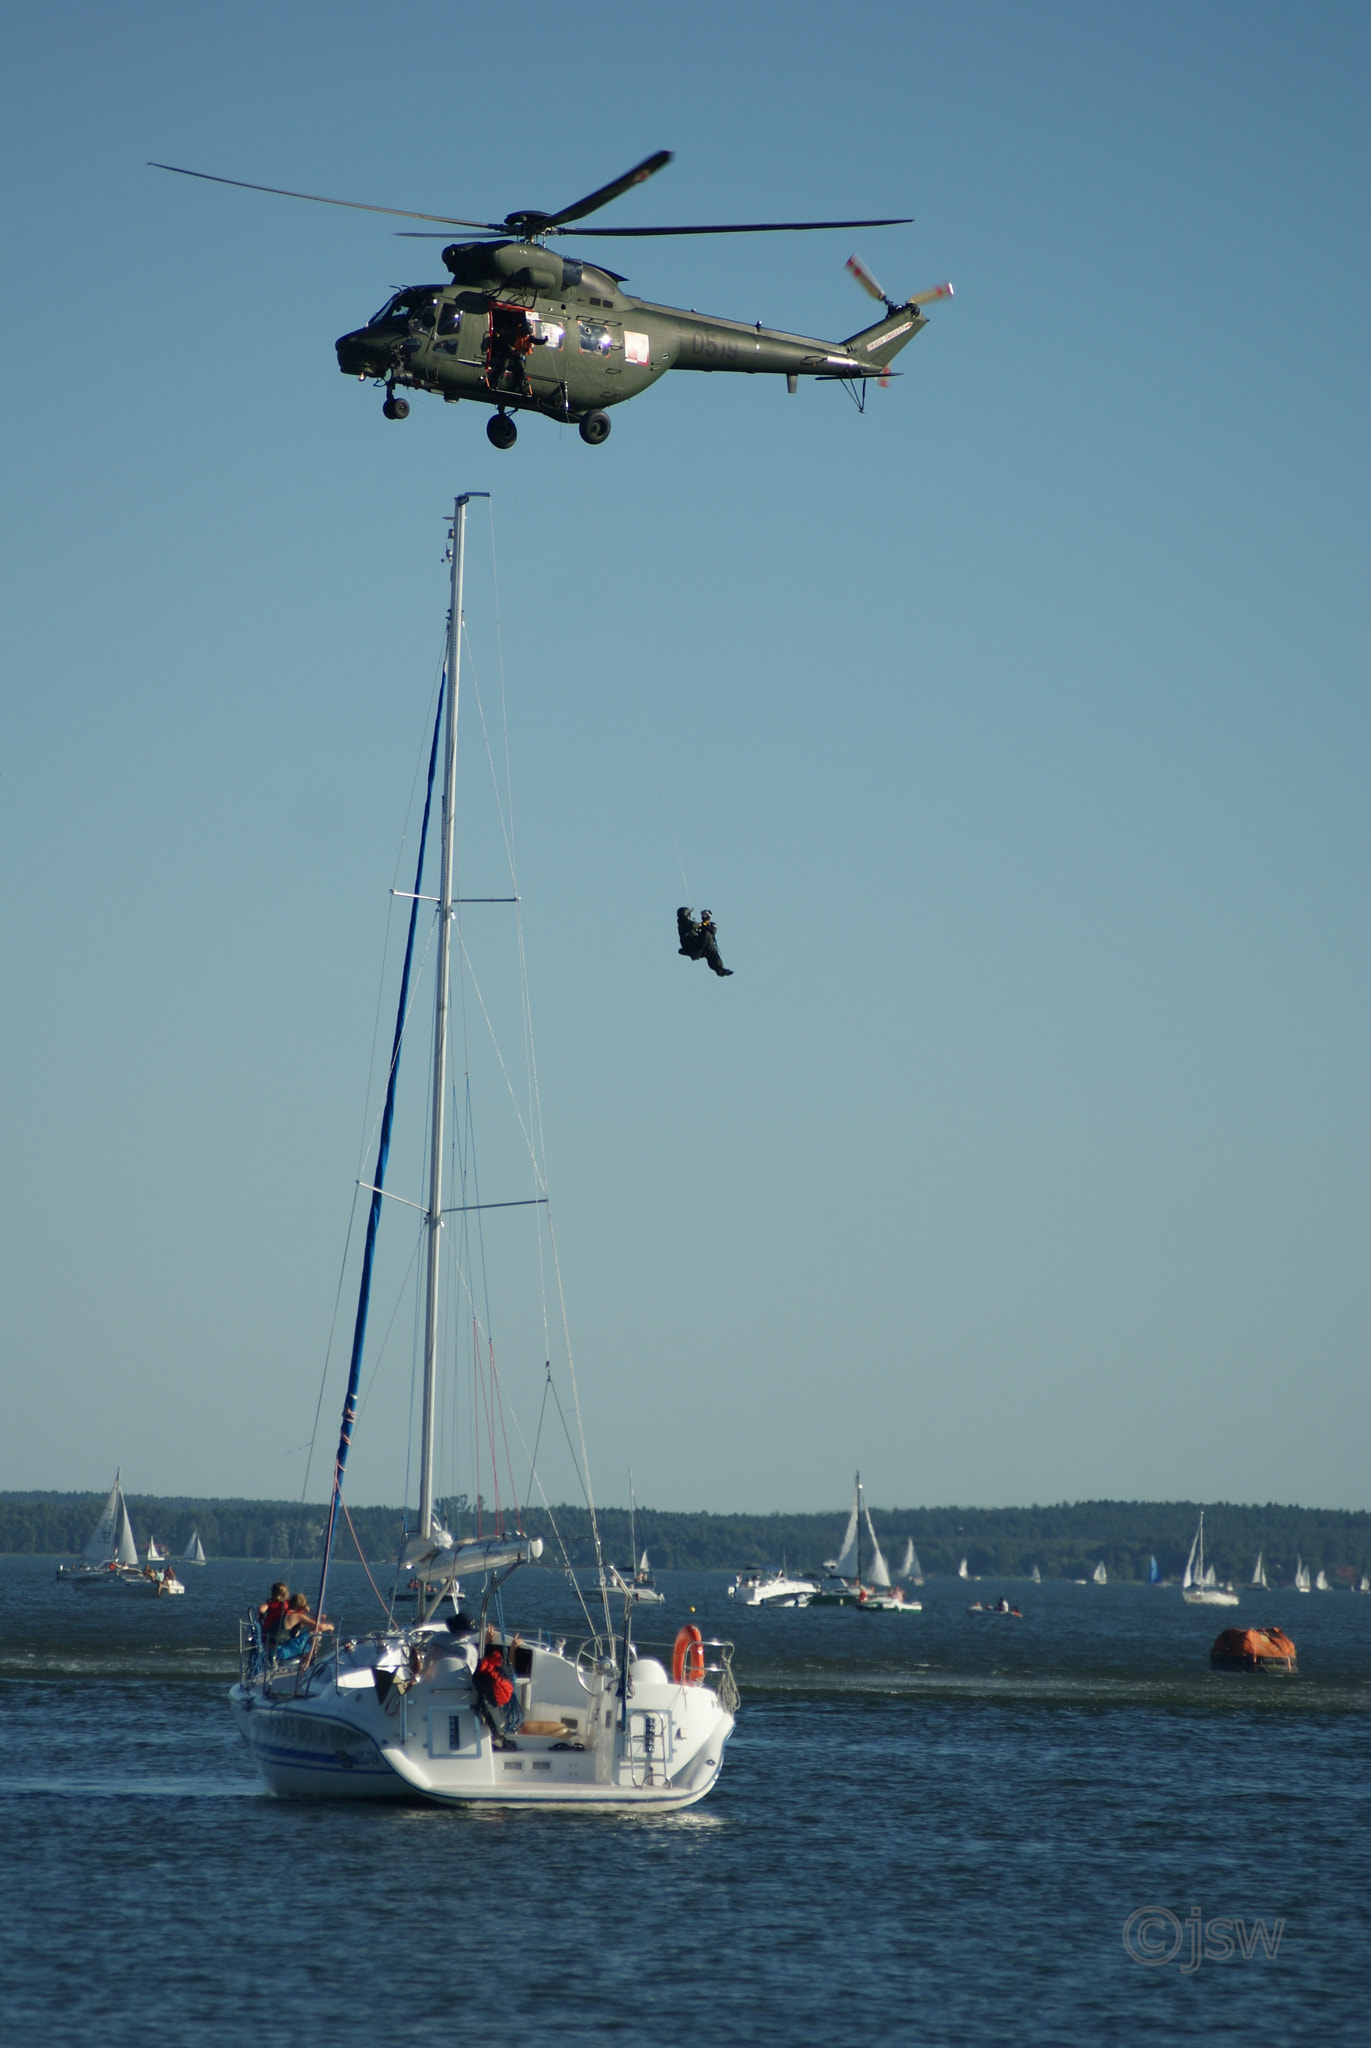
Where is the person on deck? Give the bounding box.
[473,1634,520,1750]
[676,907,733,977]
[276,1591,333,1665]
[258,1582,289,1648]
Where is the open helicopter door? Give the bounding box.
[484,302,537,399]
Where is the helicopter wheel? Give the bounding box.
[487,412,518,450]
[578,410,611,446]
[382,394,410,421]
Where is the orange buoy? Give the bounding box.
[672,1623,705,1685]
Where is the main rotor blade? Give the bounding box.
[149,162,499,232]
[556,215,913,238]
[544,149,674,228]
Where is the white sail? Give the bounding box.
[1202,1563,1217,1588]
[1315,1569,1330,1591]
[958,1558,969,1580]
[638,1549,649,1575]
[862,1501,890,1587]
[1250,1551,1266,1589]
[832,1489,861,1581]
[1294,1558,1311,1592]
[898,1539,923,1583]
[1181,1527,1199,1590]
[1092,1561,1107,1585]
[182,1531,206,1565]
[115,1497,139,1567]
[146,1537,165,1562]
[83,1476,125,1563]
[1031,1564,1041,1584]
[1358,1574,1370,1594]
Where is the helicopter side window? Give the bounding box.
[436,303,462,337]
[532,319,564,351]
[578,321,612,357]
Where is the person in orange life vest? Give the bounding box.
[474,1634,521,1750]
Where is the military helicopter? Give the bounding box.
[152,152,952,449]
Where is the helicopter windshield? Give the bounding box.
[369,290,440,329]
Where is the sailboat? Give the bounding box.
[1181,1511,1238,1607]
[810,1475,921,1610]
[1249,1552,1268,1590]
[1356,1574,1370,1595]
[146,1536,166,1563]
[1148,1556,1160,1585]
[898,1539,924,1586]
[1030,1564,1041,1585]
[57,1472,185,1593]
[229,499,734,1807]
[1091,1561,1108,1586]
[1314,1569,1330,1592]
[182,1531,207,1566]
[1293,1558,1311,1593]
[957,1558,970,1581]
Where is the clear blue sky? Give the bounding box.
[2,3,1366,1516]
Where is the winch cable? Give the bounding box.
[572,440,692,901]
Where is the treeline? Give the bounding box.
[3,1492,1369,1582]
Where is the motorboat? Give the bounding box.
[727,1567,816,1608]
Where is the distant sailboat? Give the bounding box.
[1294,1558,1311,1593]
[1148,1556,1160,1585]
[1314,1569,1330,1592]
[1249,1552,1268,1589]
[182,1531,207,1566]
[1181,1511,1237,1607]
[56,1472,184,1594]
[1357,1574,1370,1595]
[146,1536,166,1563]
[1092,1561,1107,1586]
[898,1540,924,1586]
[1030,1563,1041,1585]
[811,1475,921,1610]
[958,1558,970,1581]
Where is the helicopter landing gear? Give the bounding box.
[487,412,518,450]
[579,410,611,446]
[382,390,410,421]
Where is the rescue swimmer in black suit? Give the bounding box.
[677,907,734,977]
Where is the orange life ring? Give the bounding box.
[672,1624,705,1685]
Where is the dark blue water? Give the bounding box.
[2,1558,1367,2044]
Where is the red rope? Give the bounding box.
[339,1496,394,1618]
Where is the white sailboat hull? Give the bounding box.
[230,1641,732,1810]
[58,1565,186,1595]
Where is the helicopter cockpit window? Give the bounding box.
[371,291,438,329]
[578,321,613,357]
[436,302,462,337]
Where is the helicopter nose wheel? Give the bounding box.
[487,412,518,450]
[382,391,410,421]
[578,410,611,446]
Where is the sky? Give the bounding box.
[1,3,1367,1518]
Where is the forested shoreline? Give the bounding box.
[3,1491,1369,1582]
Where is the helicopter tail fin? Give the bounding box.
[842,282,952,373]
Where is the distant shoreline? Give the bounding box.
[4,1492,1368,1582]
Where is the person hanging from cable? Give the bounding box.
[676,907,734,977]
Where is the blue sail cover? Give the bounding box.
[316,675,445,1615]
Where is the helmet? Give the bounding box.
[701,909,712,920]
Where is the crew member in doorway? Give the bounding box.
[676,907,733,977]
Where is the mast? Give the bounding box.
[418,494,485,1545]
[856,1473,863,1590]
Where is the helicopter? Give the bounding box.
[152,152,952,449]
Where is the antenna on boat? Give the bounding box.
[417,493,489,1616]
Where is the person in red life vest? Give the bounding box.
[258,1582,289,1649]
[473,1634,522,1750]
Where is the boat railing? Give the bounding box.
[617,1634,740,1713]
